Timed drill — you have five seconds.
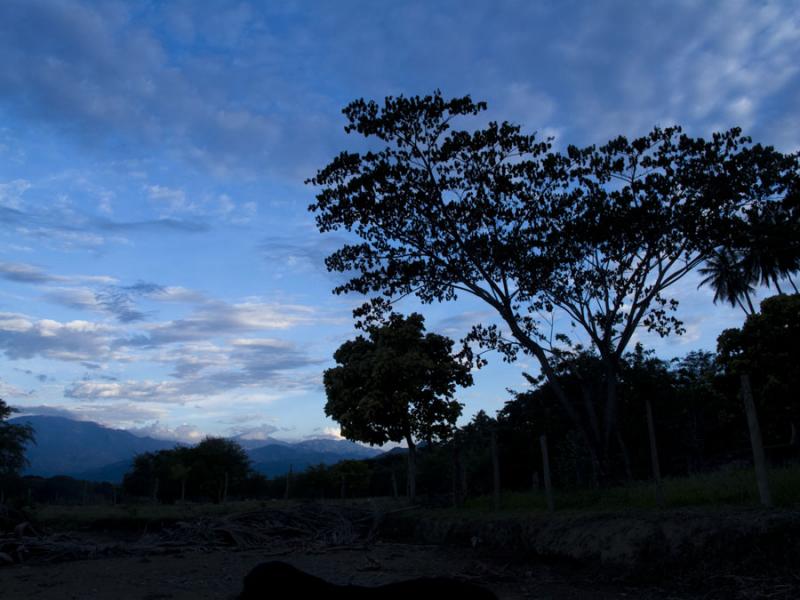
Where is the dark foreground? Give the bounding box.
[1,502,798,599]
[0,541,706,600]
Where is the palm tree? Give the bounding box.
[742,208,800,294]
[697,249,757,315]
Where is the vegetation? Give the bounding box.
[122,437,264,504]
[308,91,800,484]
[323,312,472,500]
[0,399,35,500]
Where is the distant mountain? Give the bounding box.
[292,437,381,459]
[246,440,379,477]
[11,415,382,483]
[71,459,134,483]
[10,415,174,479]
[230,435,292,450]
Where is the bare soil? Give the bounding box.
[1,540,688,600]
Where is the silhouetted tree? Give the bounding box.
[308,91,799,483]
[0,400,35,480]
[717,294,800,447]
[698,249,757,314]
[323,312,472,501]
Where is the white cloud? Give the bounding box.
[0,312,114,361]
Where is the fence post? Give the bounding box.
[645,397,666,508]
[539,434,555,512]
[491,429,501,511]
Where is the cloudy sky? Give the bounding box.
[0,0,797,443]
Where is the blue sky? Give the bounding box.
[0,0,797,444]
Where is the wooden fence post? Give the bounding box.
[491,429,500,511]
[645,397,666,508]
[539,434,555,512]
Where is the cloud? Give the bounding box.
[0,261,56,283]
[11,402,168,427]
[228,422,282,441]
[64,379,185,403]
[0,311,114,361]
[42,287,100,311]
[0,182,209,251]
[0,378,35,399]
[94,281,164,323]
[119,300,320,348]
[0,1,343,178]
[126,421,205,442]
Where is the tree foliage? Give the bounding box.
[323,312,472,448]
[122,437,252,503]
[717,294,800,444]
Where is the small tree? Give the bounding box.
[0,399,35,486]
[323,313,473,501]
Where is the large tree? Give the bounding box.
[323,312,472,501]
[308,92,799,482]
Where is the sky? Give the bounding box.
[0,0,798,444]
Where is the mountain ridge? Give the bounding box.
[11,415,382,483]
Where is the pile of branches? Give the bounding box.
[0,501,397,566]
[155,502,378,553]
[1,505,128,565]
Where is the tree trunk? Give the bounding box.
[405,435,417,503]
[539,434,555,512]
[491,429,501,511]
[284,465,292,500]
[451,443,463,508]
[744,291,756,315]
[615,430,633,483]
[645,397,665,508]
[740,374,772,507]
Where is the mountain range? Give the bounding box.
[10,415,382,483]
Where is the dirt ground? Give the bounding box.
[0,541,691,600]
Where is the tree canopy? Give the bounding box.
[308,91,799,480]
[323,312,472,448]
[123,437,251,503]
[717,294,800,445]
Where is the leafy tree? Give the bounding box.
[323,312,472,500]
[740,205,800,294]
[717,294,800,446]
[0,399,35,479]
[188,437,250,503]
[123,438,251,503]
[308,91,798,483]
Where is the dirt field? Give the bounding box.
[0,541,690,600]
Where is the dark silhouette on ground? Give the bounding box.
[239,560,498,599]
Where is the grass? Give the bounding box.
[27,466,800,530]
[461,464,800,513]
[32,499,273,529]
